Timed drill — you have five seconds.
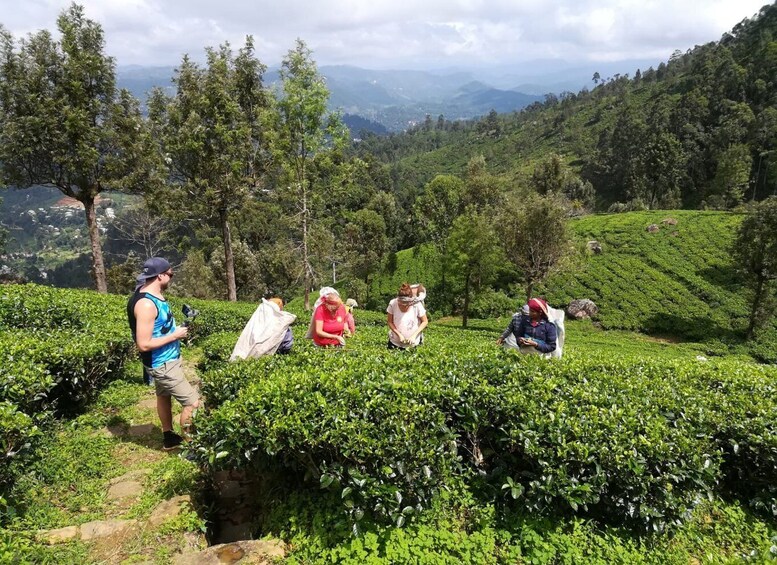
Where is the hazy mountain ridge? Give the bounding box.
[117,59,657,132]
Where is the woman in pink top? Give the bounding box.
[312,293,347,347]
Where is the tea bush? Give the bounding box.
[168,296,255,339]
[0,402,39,490]
[193,323,777,531]
[0,284,276,493]
[198,331,241,372]
[0,285,133,490]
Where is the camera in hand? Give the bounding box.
[181,304,200,327]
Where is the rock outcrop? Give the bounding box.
[567,299,599,320]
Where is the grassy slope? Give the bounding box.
[371,210,766,344]
[543,210,749,339]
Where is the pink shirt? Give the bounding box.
[313,304,347,346]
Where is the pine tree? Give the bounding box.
[0,6,158,292]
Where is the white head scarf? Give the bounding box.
[313,287,340,310]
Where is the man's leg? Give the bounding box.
[152,359,199,444]
[179,399,200,435]
[157,395,173,432]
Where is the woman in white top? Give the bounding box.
[386,283,429,349]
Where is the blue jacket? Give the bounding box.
[501,314,557,354]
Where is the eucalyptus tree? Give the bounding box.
[500,193,572,301]
[148,37,270,301]
[464,154,503,212]
[273,39,348,309]
[342,208,389,285]
[447,207,504,327]
[733,196,777,339]
[414,174,464,298]
[0,6,158,292]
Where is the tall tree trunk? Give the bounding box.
[525,281,534,303]
[440,242,447,305]
[220,210,237,302]
[746,274,766,340]
[462,271,471,328]
[83,194,108,293]
[302,181,311,311]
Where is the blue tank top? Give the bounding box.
[128,292,180,368]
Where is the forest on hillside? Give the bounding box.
[0,3,776,313]
[357,2,777,211]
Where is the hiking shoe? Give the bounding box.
[162,431,184,451]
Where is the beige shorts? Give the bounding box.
[147,358,199,407]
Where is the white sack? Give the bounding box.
[546,306,566,359]
[230,299,297,361]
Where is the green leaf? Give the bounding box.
[319,474,334,489]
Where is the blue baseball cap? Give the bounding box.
[136,257,171,285]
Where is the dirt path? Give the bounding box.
[35,353,286,563]
[37,355,207,564]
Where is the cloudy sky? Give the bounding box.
[0,0,769,69]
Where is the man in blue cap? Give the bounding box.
[127,257,200,450]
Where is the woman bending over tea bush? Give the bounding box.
[311,289,348,347]
[386,283,428,349]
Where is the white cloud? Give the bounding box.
[0,0,767,68]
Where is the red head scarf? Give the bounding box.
[528,298,548,315]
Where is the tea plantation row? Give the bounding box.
[193,322,777,533]
[547,211,750,339]
[0,283,257,495]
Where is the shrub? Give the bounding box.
[0,329,132,416]
[0,284,86,330]
[168,297,256,340]
[198,331,241,372]
[193,325,777,531]
[0,284,133,496]
[0,402,39,488]
[469,289,516,319]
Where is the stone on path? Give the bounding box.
[40,526,79,545]
[108,480,143,501]
[79,519,137,541]
[109,468,151,485]
[171,539,286,565]
[148,495,192,528]
[127,423,156,437]
[103,424,128,438]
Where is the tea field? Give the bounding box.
[371,210,777,362]
[1,279,776,563]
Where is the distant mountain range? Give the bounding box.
[117,58,661,133]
